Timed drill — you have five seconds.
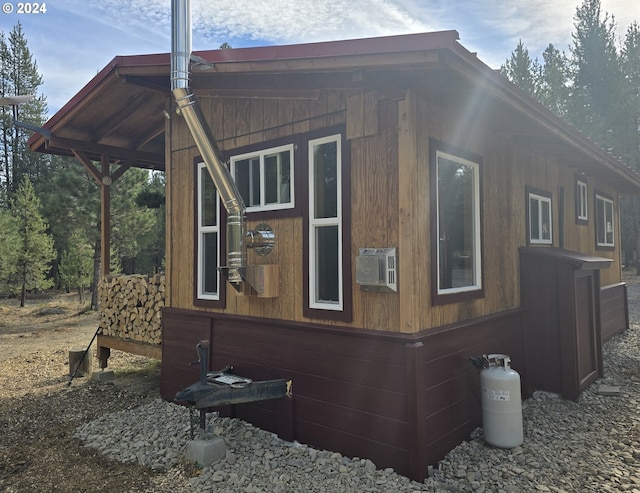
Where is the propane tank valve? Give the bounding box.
[469,354,488,370]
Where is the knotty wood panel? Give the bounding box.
[346,90,378,139]
[248,99,265,144]
[397,92,424,333]
[293,99,310,135]
[167,141,198,309]
[349,97,400,331]
[346,92,364,139]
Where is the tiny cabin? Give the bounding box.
[30,30,640,481]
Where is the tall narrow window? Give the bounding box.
[309,134,342,310]
[577,180,588,223]
[435,149,482,296]
[595,193,614,248]
[528,191,552,245]
[231,144,294,212]
[197,163,220,300]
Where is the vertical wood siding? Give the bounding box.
[166,87,623,335]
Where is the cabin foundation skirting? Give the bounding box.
[161,308,524,481]
[600,283,628,342]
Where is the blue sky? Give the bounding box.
[2,0,638,116]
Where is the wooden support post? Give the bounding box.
[97,344,111,370]
[101,155,111,278]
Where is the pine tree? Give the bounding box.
[0,22,48,206]
[538,44,570,118]
[619,22,640,168]
[135,170,166,274]
[0,207,19,292]
[11,175,56,306]
[500,39,541,98]
[618,23,640,271]
[59,232,93,304]
[39,157,100,285]
[569,0,623,149]
[111,167,161,274]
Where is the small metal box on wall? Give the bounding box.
[355,248,397,292]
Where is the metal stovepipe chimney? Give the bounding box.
[171,0,246,289]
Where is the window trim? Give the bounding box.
[576,178,588,225]
[230,143,295,213]
[303,126,352,322]
[193,160,226,308]
[308,133,343,311]
[595,192,615,250]
[225,136,302,221]
[526,187,553,245]
[429,139,484,305]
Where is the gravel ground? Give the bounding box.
[3,281,640,492]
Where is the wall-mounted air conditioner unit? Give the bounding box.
[355,248,397,292]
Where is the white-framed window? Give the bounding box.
[595,194,614,248]
[230,144,294,212]
[308,134,343,311]
[577,179,588,222]
[197,162,220,300]
[435,150,482,295]
[528,192,552,245]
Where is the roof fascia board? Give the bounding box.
[194,30,460,65]
[194,50,443,75]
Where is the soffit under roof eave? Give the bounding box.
[44,136,165,169]
[28,69,124,154]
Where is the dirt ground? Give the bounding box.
[0,292,167,492]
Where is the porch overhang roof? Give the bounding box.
[28,30,640,193]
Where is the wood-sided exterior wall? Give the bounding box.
[166,87,622,335]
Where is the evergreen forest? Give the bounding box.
[0,23,165,307]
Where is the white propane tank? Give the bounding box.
[480,354,523,448]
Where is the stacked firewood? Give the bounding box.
[98,274,165,345]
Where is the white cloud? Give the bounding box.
[3,0,638,115]
[192,0,430,45]
[470,0,639,59]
